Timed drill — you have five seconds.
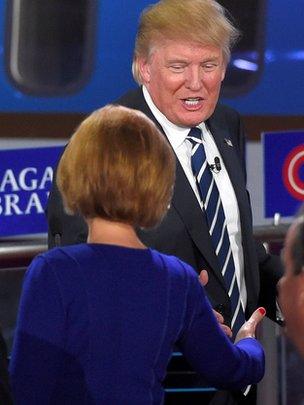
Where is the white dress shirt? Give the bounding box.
[143,86,247,311]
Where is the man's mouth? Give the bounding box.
[182,97,203,108]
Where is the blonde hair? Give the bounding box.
[132,0,239,84]
[57,105,175,228]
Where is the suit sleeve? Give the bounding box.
[0,330,12,404]
[46,164,88,249]
[256,240,284,321]
[177,270,265,390]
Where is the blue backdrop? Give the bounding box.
[0,0,302,115]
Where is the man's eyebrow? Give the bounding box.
[166,59,188,63]
[166,56,221,64]
[202,56,221,62]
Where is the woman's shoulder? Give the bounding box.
[149,250,206,308]
[149,249,198,280]
[37,244,88,263]
[27,244,89,278]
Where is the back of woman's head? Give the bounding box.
[57,105,175,228]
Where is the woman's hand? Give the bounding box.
[235,307,266,343]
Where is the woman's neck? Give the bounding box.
[86,217,146,249]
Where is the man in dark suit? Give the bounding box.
[0,330,12,404]
[279,205,304,358]
[47,0,282,403]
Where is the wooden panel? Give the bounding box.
[0,113,303,141]
[243,116,304,140]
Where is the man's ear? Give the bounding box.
[137,57,151,84]
[221,65,227,82]
[298,272,304,307]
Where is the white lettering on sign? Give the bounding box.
[0,192,49,216]
[0,166,54,217]
[24,193,44,214]
[19,168,38,190]
[39,167,53,190]
[0,166,54,192]
[0,194,22,215]
[0,169,19,192]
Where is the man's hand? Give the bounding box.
[199,270,233,338]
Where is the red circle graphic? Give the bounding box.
[282,145,304,201]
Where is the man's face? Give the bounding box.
[138,39,226,127]
[279,223,304,357]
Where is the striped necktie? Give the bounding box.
[187,127,245,337]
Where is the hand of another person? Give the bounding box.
[199,270,233,338]
[235,307,266,343]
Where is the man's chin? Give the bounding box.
[178,119,208,127]
[174,111,212,127]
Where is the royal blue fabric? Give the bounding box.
[10,244,264,404]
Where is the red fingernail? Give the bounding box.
[258,307,266,316]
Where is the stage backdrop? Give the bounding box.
[0,146,63,237]
[263,131,304,218]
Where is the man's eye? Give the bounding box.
[169,65,185,72]
[203,63,218,71]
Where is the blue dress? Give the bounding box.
[10,244,264,404]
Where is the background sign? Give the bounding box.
[0,146,63,237]
[263,131,304,218]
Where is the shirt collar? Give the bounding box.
[142,86,207,148]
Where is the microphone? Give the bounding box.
[209,157,221,173]
[54,233,62,247]
[50,217,62,247]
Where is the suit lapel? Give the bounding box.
[172,160,225,284]
[137,91,226,287]
[121,89,230,290]
[207,120,248,241]
[207,118,257,293]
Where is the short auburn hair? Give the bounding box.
[57,105,175,228]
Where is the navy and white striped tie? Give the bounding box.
[187,127,245,337]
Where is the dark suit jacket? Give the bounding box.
[0,331,12,405]
[47,87,282,324]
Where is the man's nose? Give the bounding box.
[185,67,203,91]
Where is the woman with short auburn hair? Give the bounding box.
[57,105,175,227]
[10,105,265,404]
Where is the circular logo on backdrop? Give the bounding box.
[282,145,304,201]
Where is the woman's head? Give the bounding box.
[57,105,175,228]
